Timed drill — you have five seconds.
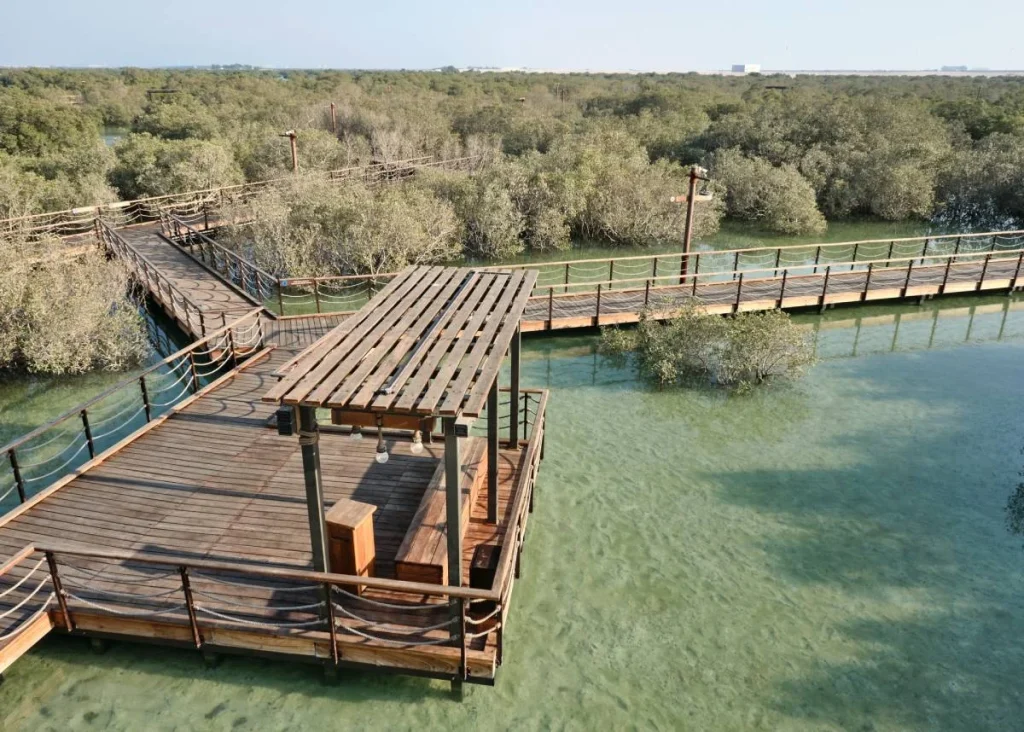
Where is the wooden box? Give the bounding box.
[470,543,501,591]
[325,499,377,596]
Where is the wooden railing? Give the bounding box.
[162,214,276,308]
[207,230,1024,318]
[99,220,240,337]
[514,229,1024,295]
[524,247,1024,326]
[1,156,478,240]
[0,310,265,514]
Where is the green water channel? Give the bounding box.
[2,293,1024,730]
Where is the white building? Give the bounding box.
[731,64,762,74]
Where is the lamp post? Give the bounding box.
[670,165,712,284]
[279,130,298,173]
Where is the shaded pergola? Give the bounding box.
[263,265,538,587]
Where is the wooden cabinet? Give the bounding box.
[325,499,376,595]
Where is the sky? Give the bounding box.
[2,0,1022,71]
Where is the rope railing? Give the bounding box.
[1,156,479,240]
[0,309,265,515]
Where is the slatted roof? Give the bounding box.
[263,265,538,418]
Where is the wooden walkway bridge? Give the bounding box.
[159,216,1024,331]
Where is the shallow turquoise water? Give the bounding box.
[3,296,1024,730]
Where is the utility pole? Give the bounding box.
[670,165,712,284]
[329,102,337,135]
[280,130,298,173]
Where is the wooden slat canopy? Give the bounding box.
[263,265,538,418]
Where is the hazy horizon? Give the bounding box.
[3,0,1020,71]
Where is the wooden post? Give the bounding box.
[298,406,329,574]
[1012,250,1024,291]
[45,552,73,631]
[443,417,463,587]
[734,272,744,313]
[813,246,822,274]
[325,581,339,664]
[644,279,651,306]
[81,410,95,459]
[547,287,554,329]
[779,268,788,307]
[330,102,338,135]
[179,566,203,648]
[277,280,285,316]
[458,596,468,680]
[313,280,322,313]
[608,259,615,284]
[140,375,151,422]
[564,262,570,294]
[733,251,741,279]
[8,449,25,503]
[487,382,498,524]
[652,257,659,279]
[509,325,521,449]
[851,243,859,270]
[863,262,874,301]
[679,166,699,284]
[594,284,602,327]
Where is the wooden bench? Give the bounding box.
[394,437,487,585]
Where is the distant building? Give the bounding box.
[731,64,762,74]
[941,65,969,72]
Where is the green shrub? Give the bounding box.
[0,237,148,374]
[600,302,814,388]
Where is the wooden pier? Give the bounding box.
[0,268,546,686]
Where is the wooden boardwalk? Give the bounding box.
[521,254,1024,331]
[106,223,258,340]
[0,317,543,682]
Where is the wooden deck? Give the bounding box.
[0,319,543,682]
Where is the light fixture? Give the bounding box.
[350,425,363,441]
[375,415,389,464]
[410,430,424,454]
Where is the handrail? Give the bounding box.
[0,309,262,457]
[166,215,278,282]
[1,156,479,238]
[0,309,265,510]
[530,245,1024,298]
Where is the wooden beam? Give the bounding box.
[487,381,498,523]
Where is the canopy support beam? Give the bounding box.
[298,406,329,574]
[509,324,521,449]
[487,381,499,523]
[443,417,463,587]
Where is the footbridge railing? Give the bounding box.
[0,156,479,241]
[0,310,265,515]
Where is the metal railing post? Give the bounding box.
[81,410,95,459]
[862,262,874,301]
[594,283,602,326]
[547,287,554,328]
[8,449,25,503]
[903,260,915,296]
[189,352,200,394]
[941,255,954,292]
[140,375,152,422]
[179,566,203,648]
[45,552,74,631]
[820,266,831,312]
[978,253,991,290]
[734,272,744,313]
[779,268,788,306]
